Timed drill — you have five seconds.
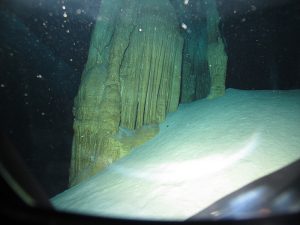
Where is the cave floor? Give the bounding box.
[52,88,300,221]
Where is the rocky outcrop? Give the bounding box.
[69,0,183,186]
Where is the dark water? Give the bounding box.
[0,0,299,197]
[0,0,100,196]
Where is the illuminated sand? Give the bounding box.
[52,89,300,220]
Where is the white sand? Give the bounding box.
[52,89,300,220]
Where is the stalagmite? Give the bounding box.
[70,0,183,186]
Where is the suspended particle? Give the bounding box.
[251,5,257,11]
[76,9,82,14]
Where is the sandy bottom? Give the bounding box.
[52,89,300,221]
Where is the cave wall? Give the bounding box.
[70,0,183,186]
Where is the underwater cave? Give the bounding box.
[1,0,300,221]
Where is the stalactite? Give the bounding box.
[70,0,183,186]
[171,0,211,103]
[206,0,228,99]
[69,0,123,186]
[120,0,183,129]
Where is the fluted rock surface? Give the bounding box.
[70,0,183,186]
[120,1,183,129]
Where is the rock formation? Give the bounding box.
[206,0,228,99]
[69,0,183,186]
[70,0,228,186]
[172,0,211,103]
[171,0,227,102]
